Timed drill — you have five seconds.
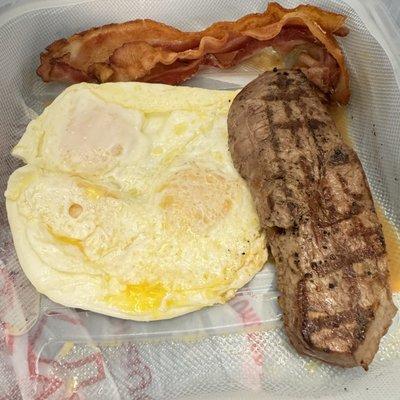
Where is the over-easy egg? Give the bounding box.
[5,82,267,320]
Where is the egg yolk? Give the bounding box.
[159,169,233,234]
[60,98,138,174]
[77,181,118,200]
[104,282,167,313]
[46,225,85,252]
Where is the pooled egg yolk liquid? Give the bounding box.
[104,282,167,313]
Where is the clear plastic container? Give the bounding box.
[0,1,400,399]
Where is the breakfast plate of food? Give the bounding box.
[0,0,400,399]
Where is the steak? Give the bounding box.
[227,69,397,368]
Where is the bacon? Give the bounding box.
[37,3,350,103]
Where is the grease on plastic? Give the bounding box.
[240,47,284,71]
[377,207,400,292]
[329,103,350,146]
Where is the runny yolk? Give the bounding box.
[76,181,119,201]
[105,282,167,313]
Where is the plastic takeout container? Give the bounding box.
[1,0,400,399]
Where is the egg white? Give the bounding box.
[6,82,267,320]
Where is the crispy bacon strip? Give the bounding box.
[37,3,350,103]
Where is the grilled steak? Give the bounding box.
[227,70,397,368]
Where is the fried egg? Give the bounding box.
[5,82,267,320]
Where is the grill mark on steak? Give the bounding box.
[301,307,375,347]
[272,120,303,131]
[304,115,325,171]
[227,70,397,368]
[265,103,296,223]
[262,90,307,102]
